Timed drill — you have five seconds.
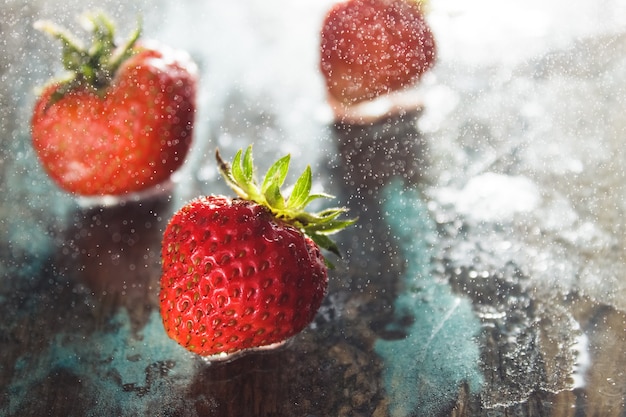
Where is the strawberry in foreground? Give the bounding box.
[160,147,356,359]
[31,13,197,196]
[320,0,436,107]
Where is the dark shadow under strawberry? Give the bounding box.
[327,109,430,340]
[55,192,172,334]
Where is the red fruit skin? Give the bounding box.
[320,0,436,105]
[159,196,328,357]
[31,41,197,196]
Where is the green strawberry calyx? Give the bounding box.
[216,146,356,259]
[34,12,141,103]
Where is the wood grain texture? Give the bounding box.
[1,112,625,417]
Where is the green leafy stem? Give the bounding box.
[216,146,356,258]
[34,12,141,100]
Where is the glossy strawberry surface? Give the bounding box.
[31,43,196,196]
[160,196,328,357]
[320,0,436,105]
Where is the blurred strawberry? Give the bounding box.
[31,13,197,196]
[320,0,436,106]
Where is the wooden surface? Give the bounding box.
[2,111,625,416]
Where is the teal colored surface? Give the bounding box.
[6,309,196,416]
[1,131,73,285]
[375,180,483,417]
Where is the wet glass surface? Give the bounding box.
[1,0,625,416]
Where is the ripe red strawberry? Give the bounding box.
[31,13,197,196]
[320,0,436,106]
[160,147,355,359]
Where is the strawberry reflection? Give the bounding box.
[333,108,428,197]
[329,109,429,340]
[56,193,172,332]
